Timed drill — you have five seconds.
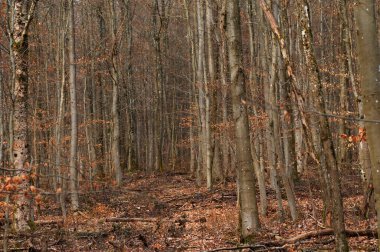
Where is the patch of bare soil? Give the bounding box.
[2,172,377,251]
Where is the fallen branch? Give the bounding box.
[105,217,158,223]
[0,218,63,226]
[262,228,377,246]
[202,245,266,252]
[203,229,377,252]
[35,219,64,225]
[76,231,109,238]
[0,248,29,251]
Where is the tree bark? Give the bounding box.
[68,0,79,211]
[196,0,206,186]
[246,0,268,216]
[12,0,38,231]
[205,0,216,189]
[353,0,380,249]
[226,0,260,240]
[109,0,122,185]
[297,0,348,250]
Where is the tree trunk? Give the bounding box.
[183,0,197,176]
[109,0,122,185]
[196,0,207,185]
[0,50,3,170]
[353,0,380,249]
[266,36,285,221]
[152,0,164,172]
[297,0,348,250]
[226,0,260,240]
[55,2,66,213]
[247,0,268,216]
[68,0,79,211]
[205,0,216,190]
[218,0,230,182]
[12,0,38,231]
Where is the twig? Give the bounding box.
[105,217,158,223]
[307,213,326,229]
[202,245,266,252]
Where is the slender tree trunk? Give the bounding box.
[7,1,16,166]
[353,0,380,249]
[266,37,285,221]
[218,0,230,181]
[109,0,122,185]
[205,0,216,189]
[123,0,136,172]
[226,0,260,240]
[68,0,79,211]
[196,0,207,185]
[247,0,268,216]
[83,78,96,187]
[152,0,164,172]
[0,50,3,169]
[183,0,197,176]
[297,0,348,249]
[272,0,298,221]
[55,0,67,215]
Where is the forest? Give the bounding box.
[0,0,380,251]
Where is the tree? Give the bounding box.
[296,0,348,249]
[11,0,38,231]
[354,0,380,249]
[205,0,216,190]
[109,0,122,186]
[68,0,79,211]
[226,0,260,240]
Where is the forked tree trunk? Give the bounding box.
[226,0,260,240]
[353,0,380,249]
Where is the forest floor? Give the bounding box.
[2,171,378,251]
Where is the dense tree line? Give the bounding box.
[0,0,379,251]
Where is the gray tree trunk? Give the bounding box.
[353,0,380,249]
[205,0,216,189]
[247,0,268,216]
[226,0,260,240]
[68,0,79,211]
[196,0,207,186]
